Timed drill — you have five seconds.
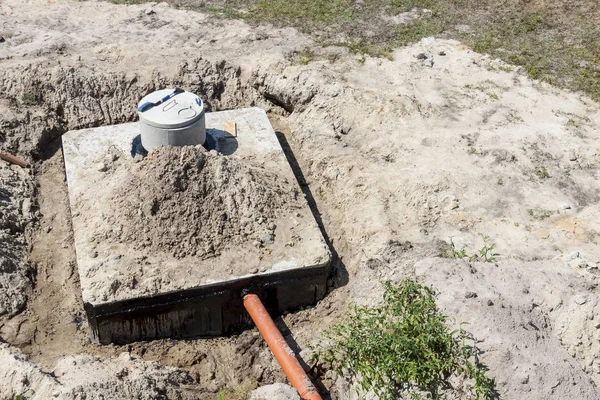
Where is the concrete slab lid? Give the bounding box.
[62,107,331,306]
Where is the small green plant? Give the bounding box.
[525,64,542,79]
[391,0,437,13]
[520,12,544,33]
[472,33,495,54]
[338,40,394,60]
[528,208,553,220]
[250,0,354,25]
[535,166,550,180]
[216,379,258,400]
[319,279,496,399]
[297,47,315,65]
[441,237,500,263]
[566,118,580,129]
[475,237,499,263]
[486,92,498,100]
[441,238,467,259]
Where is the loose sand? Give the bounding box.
[108,146,300,259]
[1,0,600,399]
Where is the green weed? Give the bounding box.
[297,47,315,65]
[319,279,496,400]
[215,379,258,400]
[535,166,550,180]
[249,0,354,26]
[528,208,553,220]
[476,237,499,263]
[441,238,467,259]
[441,237,500,263]
[391,0,438,13]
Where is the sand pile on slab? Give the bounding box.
[107,146,301,259]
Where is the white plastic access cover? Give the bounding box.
[137,89,204,129]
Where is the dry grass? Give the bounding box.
[216,378,259,400]
[110,0,600,101]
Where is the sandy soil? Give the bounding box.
[1,0,600,399]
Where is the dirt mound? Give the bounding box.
[0,164,35,317]
[415,258,600,399]
[0,60,251,159]
[0,343,197,400]
[108,146,301,259]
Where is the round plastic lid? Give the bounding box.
[137,89,204,129]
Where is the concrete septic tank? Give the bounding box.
[62,107,331,345]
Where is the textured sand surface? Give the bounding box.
[1,0,600,399]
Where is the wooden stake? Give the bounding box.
[224,121,237,137]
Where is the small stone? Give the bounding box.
[0,37,5,43]
[574,295,588,305]
[438,50,446,56]
[424,59,434,68]
[249,383,300,400]
[465,291,478,299]
[144,8,155,15]
[567,251,580,260]
[268,222,277,231]
[520,374,529,384]
[487,299,494,306]
[569,259,587,269]
[586,263,599,272]
[89,250,98,258]
[415,52,427,60]
[259,232,274,245]
[21,198,32,214]
[563,204,572,210]
[109,153,119,162]
[251,268,259,274]
[96,162,108,172]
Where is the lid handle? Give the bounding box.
[162,99,178,112]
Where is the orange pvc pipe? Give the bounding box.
[243,293,322,400]
[0,151,29,168]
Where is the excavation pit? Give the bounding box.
[62,107,331,345]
